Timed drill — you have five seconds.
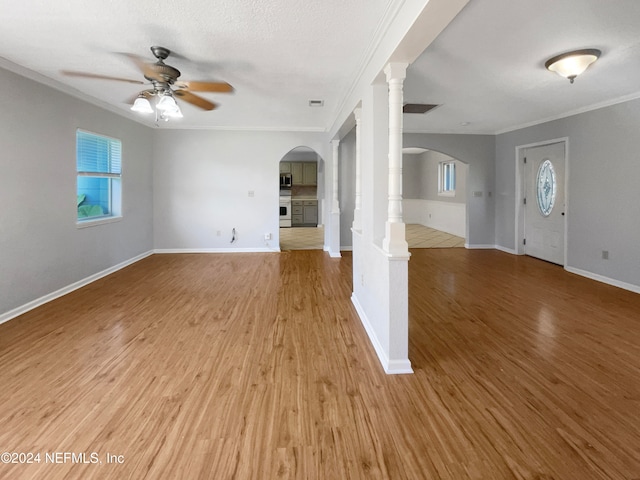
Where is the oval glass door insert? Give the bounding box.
[536,159,556,216]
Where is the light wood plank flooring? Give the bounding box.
[405,224,465,248]
[279,226,324,250]
[279,224,464,251]
[0,250,639,479]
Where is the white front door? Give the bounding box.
[524,142,566,265]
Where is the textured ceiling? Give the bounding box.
[403,0,640,134]
[0,0,395,130]
[2,0,640,134]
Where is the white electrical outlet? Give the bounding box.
[265,233,272,240]
[216,230,221,236]
[248,190,255,197]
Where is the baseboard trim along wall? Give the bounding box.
[565,266,640,295]
[154,248,277,254]
[495,245,518,255]
[495,244,640,294]
[0,250,154,326]
[465,244,496,249]
[351,294,413,375]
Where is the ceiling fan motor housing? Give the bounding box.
[146,63,181,83]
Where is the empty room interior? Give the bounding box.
[1,0,640,478]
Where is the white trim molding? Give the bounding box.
[565,267,640,295]
[465,244,495,250]
[154,248,277,254]
[0,250,154,326]
[351,294,413,375]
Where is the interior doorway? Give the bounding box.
[402,148,468,248]
[278,146,324,251]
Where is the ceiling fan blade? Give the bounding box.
[174,90,217,111]
[176,81,234,93]
[61,70,144,85]
[119,53,162,81]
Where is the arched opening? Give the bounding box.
[402,147,469,248]
[278,146,324,251]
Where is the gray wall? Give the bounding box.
[403,133,495,246]
[0,66,154,316]
[339,127,356,248]
[495,98,640,287]
[404,151,467,203]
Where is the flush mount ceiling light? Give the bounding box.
[545,49,601,84]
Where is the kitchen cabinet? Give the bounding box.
[280,162,291,173]
[291,199,317,226]
[291,162,304,184]
[289,162,317,186]
[303,163,317,186]
[303,201,318,225]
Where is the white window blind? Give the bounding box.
[76,130,122,177]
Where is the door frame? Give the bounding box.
[514,137,569,264]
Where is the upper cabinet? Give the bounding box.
[291,162,304,184]
[279,162,291,173]
[302,163,317,186]
[288,161,317,186]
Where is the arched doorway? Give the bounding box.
[402,147,469,248]
[278,147,325,251]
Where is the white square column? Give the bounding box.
[350,64,412,374]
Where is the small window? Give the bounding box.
[438,161,456,196]
[76,130,122,224]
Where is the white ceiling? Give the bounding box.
[404,0,640,134]
[0,0,395,130]
[1,0,640,135]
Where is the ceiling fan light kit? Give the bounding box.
[545,48,601,83]
[64,46,233,122]
[131,95,154,114]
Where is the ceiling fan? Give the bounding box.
[62,46,233,120]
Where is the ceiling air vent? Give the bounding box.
[403,103,439,114]
[309,100,324,107]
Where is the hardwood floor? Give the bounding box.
[0,250,639,479]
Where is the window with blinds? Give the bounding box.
[76,130,122,222]
[438,160,456,196]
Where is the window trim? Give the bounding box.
[438,160,456,197]
[76,129,122,227]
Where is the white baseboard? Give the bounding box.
[340,246,353,252]
[351,293,413,375]
[495,245,518,255]
[465,247,639,293]
[154,247,276,254]
[465,243,496,249]
[565,266,640,294]
[0,250,154,326]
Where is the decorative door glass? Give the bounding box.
[536,159,556,217]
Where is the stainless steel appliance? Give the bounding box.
[280,173,292,190]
